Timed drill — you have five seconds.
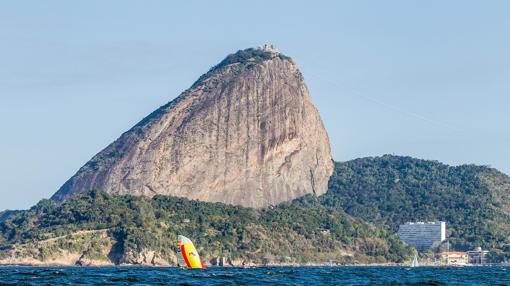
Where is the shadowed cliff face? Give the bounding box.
[52,47,333,208]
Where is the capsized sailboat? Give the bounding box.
[176,235,206,269]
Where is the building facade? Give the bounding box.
[467,247,489,264]
[440,251,469,265]
[398,221,446,250]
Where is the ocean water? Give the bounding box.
[0,266,508,286]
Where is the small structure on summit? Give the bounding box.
[260,44,278,53]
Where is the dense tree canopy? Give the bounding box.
[3,155,509,263]
[321,155,510,260]
[0,189,412,264]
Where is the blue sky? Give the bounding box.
[1,1,509,210]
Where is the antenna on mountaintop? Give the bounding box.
[260,44,278,53]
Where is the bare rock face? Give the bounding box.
[52,46,333,208]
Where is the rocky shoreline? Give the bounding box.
[0,260,401,267]
[0,254,400,268]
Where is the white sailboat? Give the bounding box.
[411,254,419,267]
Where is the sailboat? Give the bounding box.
[411,254,419,267]
[176,235,206,269]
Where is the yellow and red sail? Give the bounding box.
[176,235,206,269]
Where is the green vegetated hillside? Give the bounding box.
[0,190,412,266]
[0,211,19,223]
[3,154,508,265]
[321,155,510,261]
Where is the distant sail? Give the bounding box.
[176,235,206,269]
[411,254,419,267]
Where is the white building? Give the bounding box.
[398,221,446,250]
[260,44,278,53]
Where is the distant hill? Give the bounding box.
[0,211,19,223]
[52,46,333,208]
[321,155,510,260]
[0,190,412,266]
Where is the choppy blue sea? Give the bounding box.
[0,266,509,285]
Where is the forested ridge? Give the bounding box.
[2,155,509,264]
[0,189,412,265]
[322,155,510,261]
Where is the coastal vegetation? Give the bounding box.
[322,155,510,261]
[0,189,412,265]
[3,155,509,264]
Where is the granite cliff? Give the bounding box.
[52,46,333,207]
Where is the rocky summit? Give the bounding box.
[52,45,333,208]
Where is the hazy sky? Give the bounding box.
[1,1,509,210]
